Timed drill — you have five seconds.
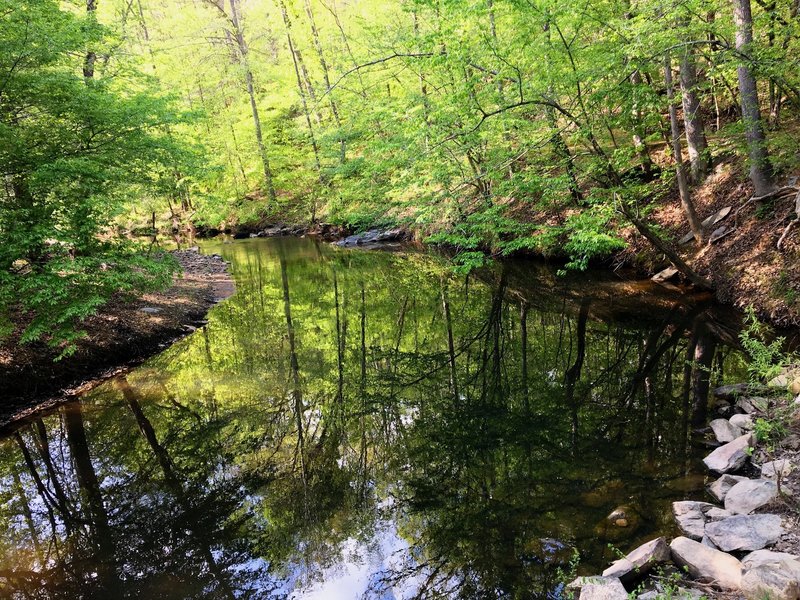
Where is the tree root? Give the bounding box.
[775,188,800,251]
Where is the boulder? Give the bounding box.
[708,474,749,502]
[672,501,716,540]
[703,433,754,473]
[767,368,800,394]
[670,536,743,589]
[709,418,743,443]
[730,413,754,430]
[725,479,779,514]
[568,576,628,600]
[736,396,769,414]
[705,514,784,551]
[713,383,750,400]
[601,537,671,582]
[706,507,734,521]
[741,562,800,600]
[761,459,794,481]
[743,550,800,569]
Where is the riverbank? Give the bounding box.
[570,378,800,600]
[228,158,800,329]
[0,249,234,430]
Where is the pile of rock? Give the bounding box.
[570,382,799,600]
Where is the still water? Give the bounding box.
[0,237,749,599]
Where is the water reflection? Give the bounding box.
[0,238,748,599]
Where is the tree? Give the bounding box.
[732,0,775,197]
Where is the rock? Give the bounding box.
[709,225,733,243]
[652,266,679,283]
[672,501,716,540]
[139,306,162,314]
[670,536,743,589]
[784,434,800,450]
[705,514,785,551]
[768,367,800,394]
[335,228,407,247]
[762,459,794,481]
[706,507,734,521]
[568,576,628,600]
[708,474,750,502]
[602,537,671,583]
[713,383,750,401]
[701,535,720,549]
[730,413,755,430]
[703,433,754,473]
[725,479,779,514]
[614,519,628,527]
[743,550,800,569]
[737,396,769,414]
[741,562,800,600]
[709,418,743,443]
[638,587,702,600]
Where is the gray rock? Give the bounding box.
[708,474,749,502]
[713,383,750,400]
[672,501,716,540]
[701,535,720,549]
[725,479,779,514]
[569,576,628,600]
[139,306,162,314]
[706,507,734,521]
[710,418,743,443]
[761,459,794,481]
[602,537,671,582]
[730,413,755,430]
[736,396,769,414]
[743,549,800,569]
[705,514,785,551]
[579,578,628,600]
[784,434,800,451]
[741,562,800,600]
[703,433,754,473]
[637,587,702,600]
[670,536,743,589]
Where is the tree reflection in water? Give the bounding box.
[0,237,748,599]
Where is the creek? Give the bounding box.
[0,237,753,599]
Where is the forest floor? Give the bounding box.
[0,249,234,431]
[617,155,800,328]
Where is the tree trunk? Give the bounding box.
[83,0,97,79]
[679,46,710,182]
[731,0,775,196]
[665,53,704,244]
[303,0,345,162]
[228,0,277,204]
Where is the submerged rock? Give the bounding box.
[708,474,749,502]
[601,537,671,582]
[704,514,784,551]
[703,433,754,473]
[670,536,743,589]
[725,479,779,514]
[709,418,742,443]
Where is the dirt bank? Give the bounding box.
[0,249,234,431]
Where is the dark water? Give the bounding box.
[0,237,750,599]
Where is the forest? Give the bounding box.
[3,0,800,344]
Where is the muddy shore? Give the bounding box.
[0,249,234,431]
